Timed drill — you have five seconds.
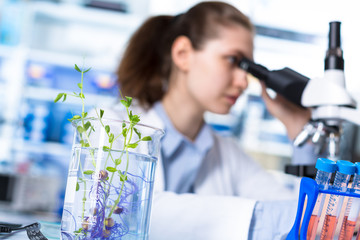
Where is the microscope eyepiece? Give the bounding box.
[238,57,309,107]
[325,21,344,70]
[238,57,268,81]
[329,21,341,49]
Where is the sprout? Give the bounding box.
[99,170,109,180]
[82,217,90,231]
[113,206,124,214]
[105,217,115,229]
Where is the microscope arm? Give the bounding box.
[301,74,357,108]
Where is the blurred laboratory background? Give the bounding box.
[0,0,360,221]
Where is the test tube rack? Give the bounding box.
[287,177,360,240]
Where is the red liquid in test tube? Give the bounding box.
[320,161,355,240]
[307,214,320,240]
[340,163,360,240]
[307,159,337,240]
[338,216,356,240]
[320,214,338,240]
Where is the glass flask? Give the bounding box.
[61,117,164,240]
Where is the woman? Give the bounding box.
[106,1,310,239]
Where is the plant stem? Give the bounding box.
[108,149,130,218]
[108,124,134,218]
[79,70,96,168]
[79,160,87,222]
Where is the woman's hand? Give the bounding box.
[260,82,311,140]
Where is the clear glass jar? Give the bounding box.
[60,117,164,240]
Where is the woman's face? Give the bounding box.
[185,24,253,114]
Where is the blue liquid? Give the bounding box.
[61,147,157,240]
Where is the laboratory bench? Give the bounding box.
[0,209,60,239]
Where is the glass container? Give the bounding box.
[61,117,164,240]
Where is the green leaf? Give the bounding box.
[80,140,89,147]
[122,122,126,128]
[141,136,152,141]
[82,112,88,118]
[74,64,81,72]
[103,146,110,152]
[120,99,129,108]
[105,125,110,134]
[74,228,83,234]
[83,170,94,175]
[100,109,104,118]
[83,67,92,73]
[77,83,82,89]
[134,128,141,139]
[119,172,128,182]
[77,126,85,133]
[68,115,81,122]
[84,121,91,130]
[109,133,114,143]
[122,128,127,137]
[76,182,80,191]
[127,143,138,149]
[80,93,85,99]
[115,158,122,165]
[131,115,140,124]
[54,93,64,103]
[62,94,67,102]
[106,167,117,173]
[125,96,132,106]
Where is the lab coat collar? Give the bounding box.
[153,101,214,160]
[153,102,183,159]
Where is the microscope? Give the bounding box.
[238,21,360,176]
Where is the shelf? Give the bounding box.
[27,48,118,71]
[21,2,146,72]
[12,139,72,158]
[28,2,144,30]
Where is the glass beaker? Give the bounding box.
[60,117,164,240]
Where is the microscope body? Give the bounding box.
[239,21,360,166]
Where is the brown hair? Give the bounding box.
[116,1,254,108]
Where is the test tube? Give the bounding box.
[320,160,356,240]
[339,162,360,240]
[307,158,337,240]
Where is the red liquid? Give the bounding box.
[307,215,320,240]
[339,216,356,240]
[320,215,338,240]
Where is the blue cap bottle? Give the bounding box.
[314,158,337,188]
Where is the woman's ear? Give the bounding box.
[171,36,193,72]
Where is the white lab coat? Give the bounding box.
[100,103,299,240]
